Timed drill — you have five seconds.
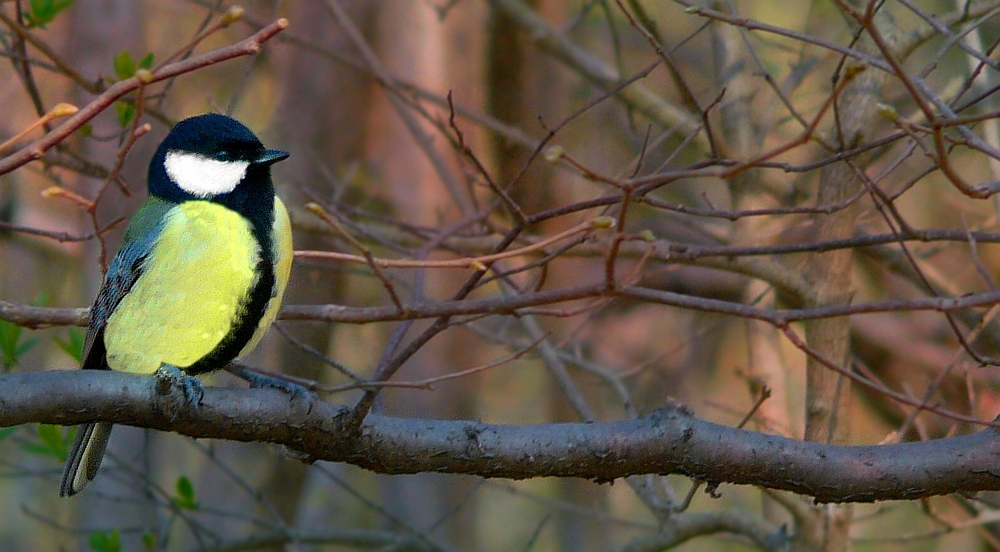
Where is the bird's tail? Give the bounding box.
[60,422,113,497]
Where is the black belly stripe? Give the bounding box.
[185,259,274,375]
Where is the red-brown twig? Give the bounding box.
[0,102,77,154]
[0,18,289,177]
[296,217,614,270]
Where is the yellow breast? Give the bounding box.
[104,201,259,374]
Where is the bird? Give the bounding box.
[60,113,293,497]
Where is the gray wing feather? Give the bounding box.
[80,218,166,371]
[63,206,170,496]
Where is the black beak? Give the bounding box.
[255,149,289,166]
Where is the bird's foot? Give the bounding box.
[155,364,204,409]
[238,368,315,409]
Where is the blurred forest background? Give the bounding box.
[4,0,1000,551]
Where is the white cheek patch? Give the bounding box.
[164,150,250,197]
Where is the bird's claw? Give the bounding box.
[239,369,315,411]
[155,364,204,410]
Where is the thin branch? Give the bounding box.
[0,17,289,176]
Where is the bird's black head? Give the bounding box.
[148,113,288,207]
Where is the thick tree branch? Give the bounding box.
[4,370,1000,504]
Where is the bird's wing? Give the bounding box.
[80,199,174,371]
[64,199,174,497]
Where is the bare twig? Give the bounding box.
[0,17,289,176]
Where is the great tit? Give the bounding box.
[60,113,293,497]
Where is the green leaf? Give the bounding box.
[15,336,39,357]
[54,327,85,363]
[113,49,135,80]
[21,443,56,456]
[0,320,23,370]
[26,0,75,27]
[142,531,156,550]
[141,532,156,551]
[38,424,64,456]
[0,428,15,442]
[34,290,51,306]
[27,0,54,26]
[88,529,121,552]
[115,101,135,127]
[138,52,154,70]
[62,425,78,451]
[0,292,48,370]
[174,476,198,510]
[23,424,69,459]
